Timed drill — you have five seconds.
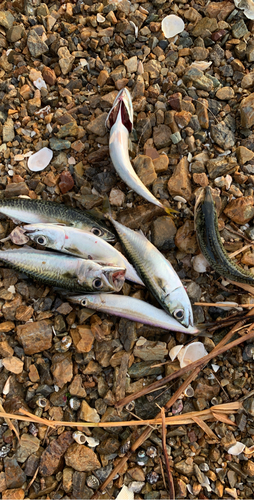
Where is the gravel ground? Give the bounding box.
[0,0,254,499]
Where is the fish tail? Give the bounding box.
[164,206,179,216]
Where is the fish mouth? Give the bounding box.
[105,268,126,292]
[105,88,133,133]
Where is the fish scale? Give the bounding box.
[195,186,254,285]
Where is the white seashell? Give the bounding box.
[28,147,53,172]
[177,342,208,368]
[192,254,210,273]
[116,485,134,500]
[161,14,185,39]
[173,195,187,203]
[212,364,220,372]
[234,0,254,20]
[169,344,183,361]
[34,78,47,90]
[190,61,212,71]
[73,431,87,445]
[97,13,105,23]
[184,385,194,398]
[228,442,246,455]
[2,375,11,395]
[85,436,99,447]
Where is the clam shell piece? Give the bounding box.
[161,14,185,38]
[192,254,210,273]
[116,485,134,500]
[28,147,53,172]
[190,61,212,71]
[234,0,254,20]
[169,344,183,361]
[228,442,246,455]
[177,342,208,368]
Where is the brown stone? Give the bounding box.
[236,146,254,165]
[15,305,33,321]
[16,434,40,464]
[70,326,94,353]
[4,457,26,489]
[153,124,171,149]
[0,322,15,334]
[65,444,101,472]
[19,84,33,100]
[224,196,254,224]
[205,1,234,21]
[216,87,235,100]
[241,252,254,266]
[42,66,56,86]
[193,172,209,187]
[194,379,220,400]
[168,93,182,111]
[174,110,192,129]
[86,112,108,137]
[59,171,74,194]
[16,320,52,355]
[2,488,25,500]
[168,157,192,201]
[2,356,23,374]
[39,431,74,476]
[133,155,157,186]
[0,340,14,357]
[240,93,254,128]
[97,69,109,87]
[69,374,87,398]
[153,155,169,173]
[28,364,40,383]
[51,352,73,388]
[196,98,209,129]
[175,220,198,254]
[243,460,254,477]
[0,472,6,493]
[80,400,100,423]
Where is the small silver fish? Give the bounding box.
[69,294,199,335]
[107,216,194,328]
[106,88,176,216]
[0,248,126,293]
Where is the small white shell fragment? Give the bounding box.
[177,342,208,368]
[34,78,47,90]
[28,147,53,172]
[85,436,100,447]
[173,195,187,203]
[184,385,195,398]
[2,375,11,395]
[97,13,105,23]
[161,14,185,39]
[73,431,86,444]
[212,364,220,372]
[14,154,25,161]
[214,174,232,190]
[7,285,15,293]
[116,485,134,500]
[169,344,183,361]
[234,0,254,19]
[228,442,246,455]
[68,156,76,165]
[190,61,212,71]
[130,20,138,38]
[192,254,210,273]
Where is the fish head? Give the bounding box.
[79,262,126,292]
[23,224,65,251]
[165,287,194,328]
[105,88,133,133]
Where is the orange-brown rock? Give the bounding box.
[65,444,101,472]
[175,220,198,254]
[224,196,254,224]
[70,326,94,353]
[168,157,192,201]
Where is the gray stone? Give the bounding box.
[4,457,26,488]
[7,26,25,42]
[27,30,49,58]
[232,19,248,39]
[2,118,14,143]
[49,138,71,150]
[151,216,176,250]
[210,122,235,150]
[0,11,14,30]
[183,68,213,92]
[86,113,108,137]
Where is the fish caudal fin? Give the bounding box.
[164,206,179,216]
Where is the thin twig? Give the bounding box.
[161,407,175,500]
[0,402,19,440]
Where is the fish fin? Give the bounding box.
[102,195,112,217]
[164,206,179,216]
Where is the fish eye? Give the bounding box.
[36,236,47,245]
[174,309,184,320]
[81,298,87,307]
[93,278,103,289]
[91,227,103,237]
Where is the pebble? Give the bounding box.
[16,434,40,463]
[40,431,74,476]
[80,400,100,423]
[133,338,168,361]
[240,93,254,128]
[210,122,235,150]
[153,124,171,149]
[216,87,235,100]
[224,196,254,224]
[65,444,101,472]
[133,155,157,186]
[0,11,14,29]
[168,157,192,201]
[175,220,198,254]
[16,320,52,355]
[4,458,26,489]
[151,216,176,250]
[2,356,23,374]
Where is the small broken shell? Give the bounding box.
[192,254,210,273]
[116,485,134,500]
[85,436,100,447]
[184,385,195,398]
[28,147,53,172]
[177,342,208,368]
[227,442,246,455]
[1,227,29,246]
[34,78,47,90]
[97,13,105,23]
[169,344,183,361]
[161,14,184,39]
[190,61,212,71]
[73,431,87,445]
[234,0,254,20]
